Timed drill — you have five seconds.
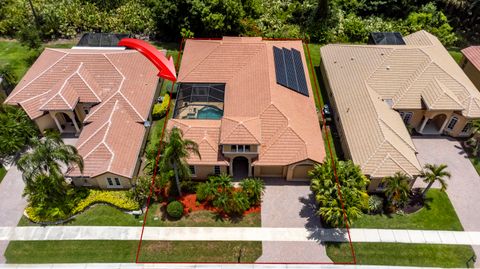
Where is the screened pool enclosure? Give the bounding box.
[173,83,225,120]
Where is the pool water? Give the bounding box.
[197,106,223,119]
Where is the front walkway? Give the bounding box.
[257,179,331,263]
[1,226,480,245]
[412,137,480,266]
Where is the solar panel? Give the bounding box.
[273,46,309,97]
[283,48,298,90]
[292,49,309,96]
[273,46,287,87]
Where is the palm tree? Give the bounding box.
[309,158,369,227]
[159,127,200,196]
[17,130,83,183]
[420,163,451,197]
[383,172,411,210]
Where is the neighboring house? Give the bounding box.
[321,30,480,191]
[4,47,160,189]
[461,46,480,92]
[167,37,326,181]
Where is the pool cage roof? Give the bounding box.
[77,33,132,47]
[173,83,226,118]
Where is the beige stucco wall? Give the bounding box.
[463,60,480,92]
[72,172,133,189]
[445,113,472,137]
[34,113,56,133]
[190,165,228,180]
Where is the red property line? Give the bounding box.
[135,38,185,263]
[304,39,356,264]
[136,37,356,264]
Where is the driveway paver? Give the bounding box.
[257,179,332,263]
[412,137,480,266]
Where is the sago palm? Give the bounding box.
[159,127,200,196]
[420,163,451,197]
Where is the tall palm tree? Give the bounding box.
[420,163,451,197]
[159,127,200,196]
[17,130,83,183]
[383,172,411,210]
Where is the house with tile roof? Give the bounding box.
[461,46,480,92]
[4,48,160,188]
[167,37,326,181]
[321,30,480,191]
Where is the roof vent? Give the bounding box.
[386,66,391,70]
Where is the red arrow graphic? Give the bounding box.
[118,38,177,82]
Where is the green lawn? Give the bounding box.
[5,240,262,263]
[0,164,6,184]
[353,189,463,230]
[0,41,35,81]
[327,242,475,268]
[19,203,261,227]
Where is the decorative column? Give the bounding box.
[50,112,63,133]
[247,158,252,177]
[68,112,80,134]
[418,116,429,133]
[439,115,450,134]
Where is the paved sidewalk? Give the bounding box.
[1,226,480,245]
[0,166,27,263]
[0,263,447,269]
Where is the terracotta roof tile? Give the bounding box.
[173,38,325,166]
[462,46,480,70]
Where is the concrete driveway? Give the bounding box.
[412,137,480,266]
[256,179,333,263]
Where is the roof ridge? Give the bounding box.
[361,139,388,171]
[6,51,68,102]
[379,118,416,152]
[391,49,432,107]
[76,65,102,102]
[221,118,261,144]
[429,78,463,108]
[179,42,221,80]
[39,66,80,110]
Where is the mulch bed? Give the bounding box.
[156,192,261,218]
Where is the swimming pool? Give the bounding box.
[197,106,223,119]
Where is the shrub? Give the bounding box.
[239,178,265,206]
[166,200,184,219]
[368,195,384,214]
[213,190,250,216]
[152,94,170,120]
[72,190,139,214]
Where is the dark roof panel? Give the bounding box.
[77,33,132,47]
[368,32,406,45]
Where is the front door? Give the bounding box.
[232,156,249,179]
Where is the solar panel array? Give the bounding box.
[273,46,309,96]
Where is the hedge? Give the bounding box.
[25,189,140,223]
[152,94,170,120]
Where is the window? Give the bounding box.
[231,145,252,152]
[107,177,113,186]
[114,178,121,186]
[189,165,196,176]
[213,166,221,175]
[399,112,413,125]
[461,122,472,133]
[447,116,458,130]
